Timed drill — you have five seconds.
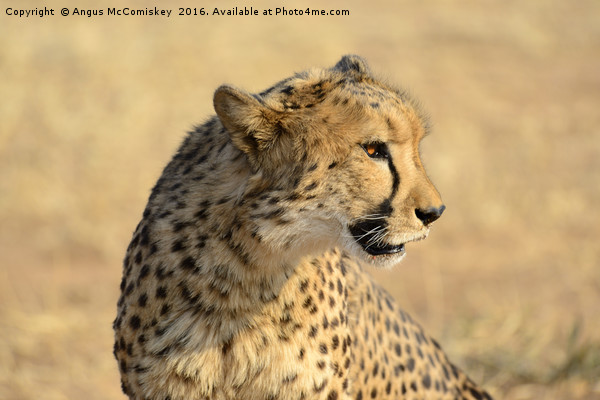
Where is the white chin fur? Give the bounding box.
[359,250,406,269]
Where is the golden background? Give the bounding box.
[1,1,599,398]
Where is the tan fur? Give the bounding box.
[114,55,492,399]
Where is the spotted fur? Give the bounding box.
[114,55,492,400]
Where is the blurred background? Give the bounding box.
[1,0,599,398]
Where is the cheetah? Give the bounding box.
[114,55,493,400]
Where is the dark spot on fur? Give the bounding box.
[157,210,172,219]
[304,182,317,191]
[180,256,198,273]
[299,279,309,293]
[281,85,294,95]
[221,338,232,355]
[156,286,167,299]
[319,343,328,354]
[406,357,415,372]
[314,379,328,393]
[155,265,172,280]
[291,177,301,190]
[332,335,340,350]
[422,374,431,389]
[283,373,298,384]
[171,240,186,252]
[125,283,134,296]
[410,381,418,392]
[394,343,402,357]
[286,192,301,202]
[140,227,150,246]
[129,315,141,330]
[137,293,148,307]
[138,264,150,280]
[172,221,191,232]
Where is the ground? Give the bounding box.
[1,1,599,399]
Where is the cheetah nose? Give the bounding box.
[415,205,446,226]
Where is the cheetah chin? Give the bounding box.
[347,224,429,267]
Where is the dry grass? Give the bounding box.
[1,0,599,398]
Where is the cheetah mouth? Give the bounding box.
[361,241,405,256]
[348,222,406,256]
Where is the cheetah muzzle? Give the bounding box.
[349,204,445,258]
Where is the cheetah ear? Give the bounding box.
[214,85,281,155]
[333,55,371,75]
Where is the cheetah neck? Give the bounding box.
[145,127,336,325]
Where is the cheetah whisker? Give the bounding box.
[350,214,387,223]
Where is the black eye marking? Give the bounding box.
[361,142,388,159]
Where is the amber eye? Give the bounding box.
[361,142,388,159]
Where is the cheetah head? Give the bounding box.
[214,55,445,268]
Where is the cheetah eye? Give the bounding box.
[361,142,388,159]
